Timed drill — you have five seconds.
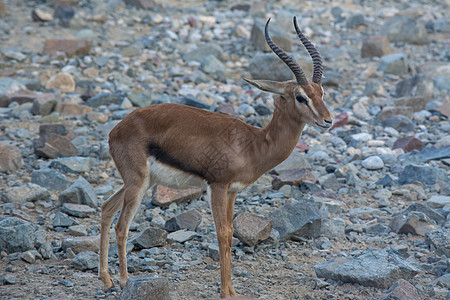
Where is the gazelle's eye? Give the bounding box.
[296,95,308,104]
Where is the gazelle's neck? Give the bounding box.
[258,96,305,169]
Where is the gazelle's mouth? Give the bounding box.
[315,122,332,129]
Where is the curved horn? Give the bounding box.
[293,16,323,84]
[264,18,308,86]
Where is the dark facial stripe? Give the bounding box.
[148,142,205,179]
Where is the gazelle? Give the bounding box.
[99,16,333,298]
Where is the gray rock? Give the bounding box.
[95,120,121,137]
[120,276,170,300]
[427,195,450,209]
[86,92,121,108]
[59,176,98,208]
[269,201,321,241]
[0,217,36,253]
[401,146,450,163]
[424,230,449,257]
[320,218,346,239]
[398,164,447,186]
[183,43,223,62]
[400,203,445,226]
[50,156,94,174]
[233,212,273,247]
[1,183,50,204]
[249,53,308,82]
[250,19,292,52]
[167,230,198,243]
[0,143,23,172]
[183,95,211,110]
[128,89,153,108]
[390,211,437,236]
[62,203,96,218]
[314,249,420,288]
[130,227,167,249]
[378,53,409,76]
[273,148,311,174]
[434,76,450,91]
[52,211,77,228]
[72,251,99,271]
[164,209,202,232]
[361,156,384,170]
[200,55,225,75]
[207,243,219,261]
[379,279,422,300]
[31,168,71,190]
[395,74,434,99]
[364,80,387,97]
[382,16,427,44]
[237,103,256,117]
[109,241,134,257]
[381,115,415,132]
[272,168,315,190]
[346,14,366,28]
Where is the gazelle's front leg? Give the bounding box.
[210,184,238,298]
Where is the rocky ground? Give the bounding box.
[0,0,449,299]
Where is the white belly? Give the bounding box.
[147,157,207,190]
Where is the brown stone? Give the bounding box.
[46,72,75,93]
[361,35,392,58]
[38,134,78,159]
[393,136,425,153]
[123,0,156,9]
[61,235,100,254]
[330,111,348,130]
[43,39,92,57]
[233,212,273,247]
[295,142,310,153]
[0,143,23,172]
[433,104,450,118]
[56,103,93,116]
[151,185,203,207]
[1,93,37,106]
[377,106,414,122]
[272,168,315,190]
[394,97,427,112]
[380,279,422,300]
[0,0,6,15]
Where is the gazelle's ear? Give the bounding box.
[243,78,286,95]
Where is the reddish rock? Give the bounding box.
[361,35,392,58]
[56,103,93,116]
[37,134,78,159]
[393,136,425,153]
[433,104,450,118]
[43,39,92,57]
[377,106,414,122]
[0,0,6,16]
[123,0,156,9]
[233,212,273,246]
[151,185,203,207]
[0,143,23,172]
[272,168,315,190]
[429,115,440,122]
[295,142,310,153]
[380,279,422,300]
[330,111,348,130]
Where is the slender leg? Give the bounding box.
[210,184,238,298]
[99,186,125,290]
[115,180,149,288]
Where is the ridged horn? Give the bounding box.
[264,18,308,86]
[293,16,323,84]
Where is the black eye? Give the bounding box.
[296,95,308,103]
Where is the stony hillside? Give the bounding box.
[0,0,449,299]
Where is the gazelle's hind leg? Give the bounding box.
[115,176,150,288]
[99,186,125,290]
